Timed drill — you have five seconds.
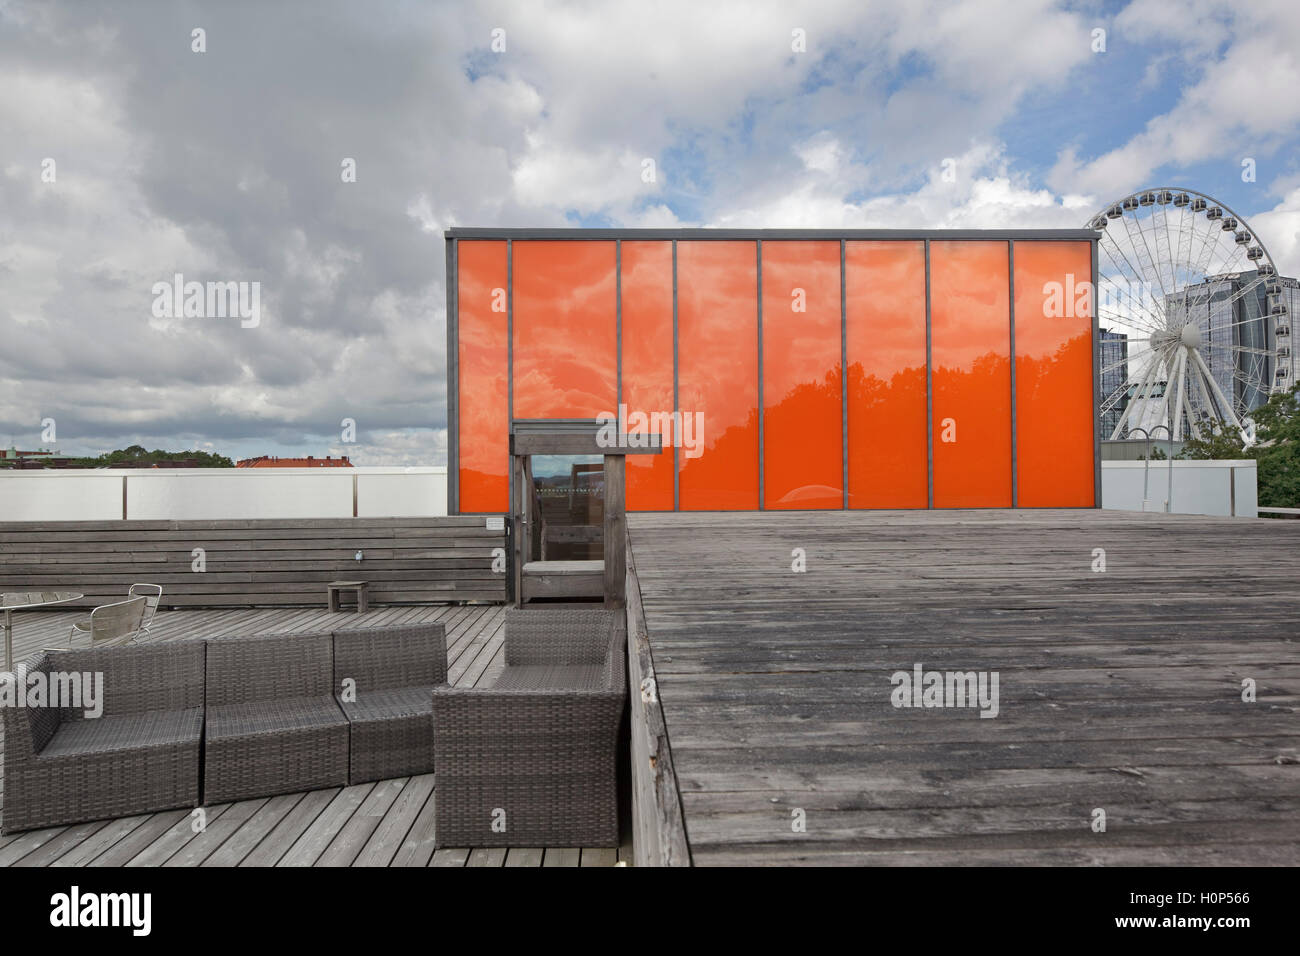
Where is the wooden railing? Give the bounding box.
[624,531,690,866]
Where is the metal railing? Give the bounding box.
[1128,426,1174,513]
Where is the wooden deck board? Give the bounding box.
[627,509,1300,866]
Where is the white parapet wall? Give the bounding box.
[1101,459,1258,518]
[0,467,449,521]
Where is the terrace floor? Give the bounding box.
[0,604,631,867]
[628,508,1300,866]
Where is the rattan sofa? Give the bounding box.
[203,631,349,804]
[431,608,626,848]
[333,622,447,784]
[1,642,204,834]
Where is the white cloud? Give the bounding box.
[1050,0,1300,198]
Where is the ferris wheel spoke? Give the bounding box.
[1122,209,1171,303]
[1150,203,1178,297]
[1171,348,1190,440]
[1189,348,1244,429]
[1098,242,1170,332]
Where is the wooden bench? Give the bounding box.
[0,517,506,608]
[327,580,370,613]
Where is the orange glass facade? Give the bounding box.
[762,241,843,509]
[455,240,509,513]
[512,241,617,419]
[620,241,675,510]
[677,241,760,510]
[1014,241,1096,507]
[448,231,1098,514]
[930,240,1013,508]
[846,241,929,508]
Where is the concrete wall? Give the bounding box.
[1101,460,1257,517]
[0,467,449,521]
[1,462,1257,520]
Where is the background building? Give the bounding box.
[1164,271,1296,415]
[1100,327,1129,438]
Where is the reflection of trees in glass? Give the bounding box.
[677,405,760,508]
[1014,334,1091,408]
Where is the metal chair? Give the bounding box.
[128,583,163,632]
[67,595,148,648]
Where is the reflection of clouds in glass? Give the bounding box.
[1013,241,1095,507]
[931,242,1012,507]
[762,241,842,509]
[847,241,929,508]
[621,241,676,510]
[677,241,759,509]
[457,241,510,511]
[513,241,617,419]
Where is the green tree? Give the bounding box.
[1178,384,1300,507]
[72,446,235,468]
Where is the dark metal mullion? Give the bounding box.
[1092,237,1102,508]
[449,227,1101,242]
[841,239,848,510]
[506,238,514,517]
[672,240,679,512]
[445,238,458,514]
[1009,240,1018,508]
[925,240,934,509]
[757,240,764,511]
[616,240,622,419]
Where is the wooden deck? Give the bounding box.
[0,604,631,867]
[626,509,1300,866]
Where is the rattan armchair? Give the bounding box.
[203,631,349,804]
[431,608,626,848]
[1,642,204,833]
[333,622,447,784]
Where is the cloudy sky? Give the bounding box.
[2,0,1298,464]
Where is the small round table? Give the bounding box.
[1,592,84,670]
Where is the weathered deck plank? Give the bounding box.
[627,509,1300,866]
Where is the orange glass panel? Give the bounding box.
[1014,241,1095,506]
[456,240,509,512]
[931,241,1012,508]
[677,241,759,510]
[762,241,842,509]
[512,241,617,419]
[620,241,675,510]
[846,241,928,508]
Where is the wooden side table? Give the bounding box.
[327,580,369,613]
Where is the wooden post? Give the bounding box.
[510,453,524,607]
[603,454,626,608]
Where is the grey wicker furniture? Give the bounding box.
[1,642,204,834]
[432,608,626,848]
[333,622,447,784]
[203,631,349,804]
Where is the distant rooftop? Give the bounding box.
[236,455,353,468]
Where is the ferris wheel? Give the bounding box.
[1088,188,1290,441]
